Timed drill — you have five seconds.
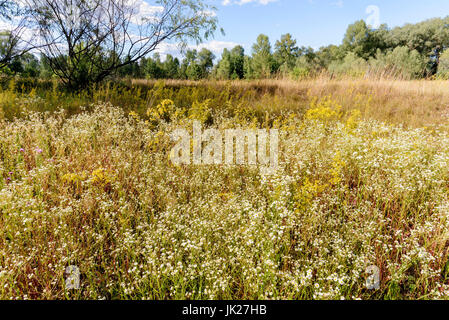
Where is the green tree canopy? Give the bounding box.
[249,34,275,78]
[215,45,245,79]
[274,33,299,72]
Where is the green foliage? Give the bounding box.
[342,20,373,59]
[387,17,449,74]
[290,56,314,79]
[369,47,426,79]
[118,55,142,78]
[329,52,368,77]
[342,20,389,60]
[214,48,232,80]
[230,45,245,79]
[179,49,215,80]
[274,33,299,72]
[2,13,449,82]
[163,55,181,79]
[247,34,276,79]
[145,54,166,79]
[437,49,449,79]
[214,46,245,80]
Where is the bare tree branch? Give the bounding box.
[21,0,218,89]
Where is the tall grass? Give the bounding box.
[2,78,449,127]
[1,79,449,299]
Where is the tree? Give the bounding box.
[243,55,253,79]
[163,54,180,79]
[342,20,376,59]
[179,48,214,80]
[0,1,43,68]
[387,17,449,75]
[315,45,344,68]
[215,48,232,79]
[369,24,389,54]
[369,46,426,79]
[329,52,368,77]
[39,54,54,78]
[274,33,299,72]
[230,45,244,79]
[250,34,275,78]
[22,0,218,89]
[197,48,215,78]
[119,54,142,78]
[145,57,163,79]
[291,56,312,79]
[214,45,244,80]
[437,49,449,79]
[180,49,198,80]
[0,1,15,19]
[8,52,40,77]
[288,47,320,79]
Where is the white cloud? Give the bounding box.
[0,17,41,49]
[222,0,278,6]
[127,0,164,25]
[129,1,216,26]
[153,42,181,58]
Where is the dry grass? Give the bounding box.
[1,79,449,299]
[131,78,449,127]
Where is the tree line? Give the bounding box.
[144,17,449,80]
[2,0,449,86]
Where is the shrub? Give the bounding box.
[328,52,368,77]
[369,47,426,79]
[437,49,449,79]
[290,56,312,79]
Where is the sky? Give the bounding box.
[4,0,449,60]
[176,0,449,59]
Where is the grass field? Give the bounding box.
[1,79,449,299]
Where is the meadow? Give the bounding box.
[1,78,449,299]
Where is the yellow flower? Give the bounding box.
[188,99,212,124]
[329,151,345,186]
[91,168,112,186]
[62,171,88,193]
[295,178,328,212]
[345,109,362,133]
[305,95,342,123]
[129,111,140,121]
[147,99,176,123]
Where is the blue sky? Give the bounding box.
[189,0,449,58]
